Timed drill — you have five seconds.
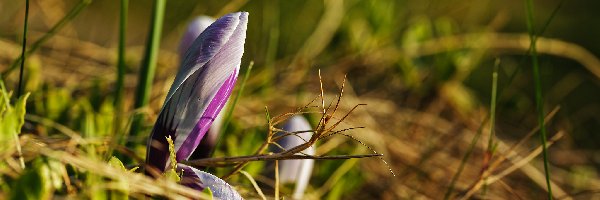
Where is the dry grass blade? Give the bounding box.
[26,114,84,143]
[331,132,395,176]
[445,106,561,199]
[485,106,561,177]
[318,104,366,138]
[325,74,347,128]
[36,146,210,199]
[222,107,274,179]
[275,160,280,200]
[319,69,326,119]
[270,129,316,143]
[492,135,563,183]
[240,170,267,200]
[459,131,567,200]
[184,154,382,167]
[319,126,366,139]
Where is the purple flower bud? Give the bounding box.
[146,12,248,174]
[271,115,315,199]
[178,16,227,161]
[178,164,243,199]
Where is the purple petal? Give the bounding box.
[178,16,215,60]
[179,16,229,162]
[270,115,315,199]
[189,100,228,161]
[146,12,248,173]
[173,12,247,160]
[168,12,247,114]
[178,164,204,191]
[178,164,243,199]
[175,71,238,160]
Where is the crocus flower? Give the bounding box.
[145,11,248,175]
[271,115,315,200]
[177,15,226,161]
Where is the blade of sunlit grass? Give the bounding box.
[3,0,92,77]
[129,0,166,140]
[275,160,279,200]
[16,0,30,98]
[525,0,553,199]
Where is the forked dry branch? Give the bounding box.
[183,71,394,179]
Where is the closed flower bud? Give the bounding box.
[146,12,248,174]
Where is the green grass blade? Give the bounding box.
[525,0,553,199]
[481,59,501,197]
[108,0,129,160]
[129,0,167,140]
[2,0,92,77]
[444,1,563,197]
[504,0,564,94]
[538,0,564,37]
[17,0,30,98]
[114,0,128,117]
[487,59,500,151]
[13,93,30,169]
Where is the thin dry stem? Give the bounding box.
[213,72,393,180]
[240,170,267,200]
[458,131,566,200]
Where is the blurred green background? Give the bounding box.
[1,0,599,199]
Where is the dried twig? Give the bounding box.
[209,72,390,179]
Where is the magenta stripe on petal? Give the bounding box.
[176,71,238,161]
